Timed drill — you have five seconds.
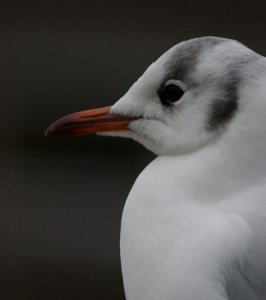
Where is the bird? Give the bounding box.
[46,36,266,300]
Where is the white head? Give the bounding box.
[110,36,266,155]
[46,36,266,157]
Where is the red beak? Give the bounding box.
[45,106,138,136]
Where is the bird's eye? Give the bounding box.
[159,83,185,106]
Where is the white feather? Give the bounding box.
[108,37,266,299]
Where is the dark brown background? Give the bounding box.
[1,0,266,299]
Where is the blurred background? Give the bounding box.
[1,0,266,299]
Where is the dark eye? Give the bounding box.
[159,84,185,106]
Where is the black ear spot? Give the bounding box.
[206,79,238,130]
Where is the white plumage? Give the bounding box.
[47,36,266,299]
[110,37,266,299]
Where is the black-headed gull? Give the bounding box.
[46,37,266,300]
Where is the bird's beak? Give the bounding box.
[45,106,138,136]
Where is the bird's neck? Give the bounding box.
[150,79,266,203]
[133,70,266,205]
[140,131,266,204]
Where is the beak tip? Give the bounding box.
[44,126,54,136]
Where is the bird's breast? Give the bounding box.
[120,157,208,298]
[119,156,257,300]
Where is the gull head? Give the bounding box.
[46,37,265,156]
